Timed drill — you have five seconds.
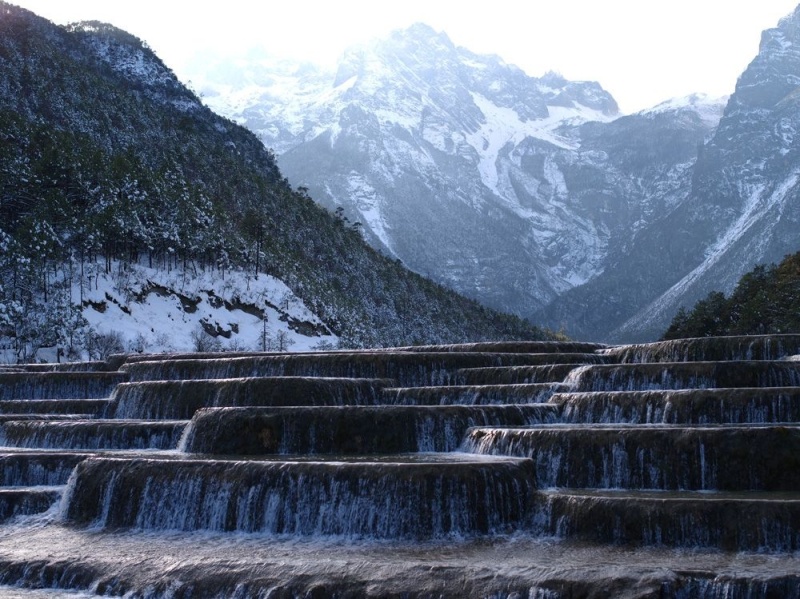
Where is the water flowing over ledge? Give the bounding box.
[180,404,558,454]
[60,456,537,539]
[0,335,797,596]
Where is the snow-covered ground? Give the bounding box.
[2,262,338,364]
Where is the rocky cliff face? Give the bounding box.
[195,24,725,326]
[550,7,800,341]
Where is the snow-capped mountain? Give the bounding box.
[547,6,800,341]
[0,5,547,362]
[191,24,725,329]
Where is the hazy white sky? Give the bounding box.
[10,0,800,113]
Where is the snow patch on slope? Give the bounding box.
[643,93,728,127]
[620,170,800,333]
[78,263,337,356]
[343,174,394,253]
[465,93,614,199]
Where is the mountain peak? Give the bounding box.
[389,22,455,49]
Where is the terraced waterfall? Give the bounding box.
[0,337,798,597]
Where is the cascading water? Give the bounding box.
[0,373,128,400]
[0,420,188,450]
[0,337,798,597]
[382,383,566,405]
[603,334,800,363]
[462,425,800,490]
[562,361,800,392]
[61,456,537,539]
[180,404,559,455]
[121,352,571,386]
[111,377,393,420]
[554,388,800,424]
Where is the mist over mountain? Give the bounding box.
[191,14,800,342]
[0,3,546,361]
[192,24,726,339]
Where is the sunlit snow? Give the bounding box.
[65,263,337,359]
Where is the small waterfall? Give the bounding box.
[462,425,800,490]
[0,488,63,523]
[389,341,608,354]
[0,420,188,450]
[604,335,800,363]
[0,400,112,417]
[536,489,800,551]
[121,352,570,386]
[0,453,92,486]
[554,388,800,424]
[0,373,128,400]
[673,576,800,598]
[180,405,559,455]
[382,384,565,405]
[111,377,393,420]
[457,365,581,385]
[61,456,537,539]
[562,362,800,392]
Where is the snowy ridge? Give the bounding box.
[465,94,614,199]
[642,93,728,127]
[184,22,738,336]
[618,169,800,335]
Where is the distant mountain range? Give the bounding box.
[0,4,545,361]
[190,11,800,341]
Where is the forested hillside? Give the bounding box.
[0,4,546,361]
[662,252,800,339]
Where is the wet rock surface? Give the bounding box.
[0,335,798,596]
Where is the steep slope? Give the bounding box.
[192,24,723,324]
[662,251,800,339]
[0,4,546,361]
[548,7,800,341]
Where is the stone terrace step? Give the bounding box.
[181,404,559,455]
[536,488,800,551]
[0,486,62,522]
[382,384,564,405]
[603,334,800,364]
[62,455,537,540]
[0,400,112,416]
[120,352,570,387]
[462,424,800,490]
[110,377,394,420]
[387,341,608,353]
[457,366,581,385]
[0,452,93,486]
[564,361,800,392]
[0,372,128,400]
[0,420,188,451]
[552,387,800,424]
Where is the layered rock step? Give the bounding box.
[536,489,800,551]
[603,334,800,363]
[463,424,800,490]
[382,383,565,405]
[1,335,797,562]
[110,377,394,420]
[564,360,800,391]
[552,387,800,424]
[0,372,128,400]
[50,346,596,544]
[62,455,536,539]
[181,405,558,454]
[120,351,580,386]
